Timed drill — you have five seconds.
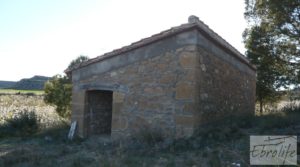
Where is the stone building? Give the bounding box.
[66,16,256,139]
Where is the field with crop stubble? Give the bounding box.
[0,94,300,167]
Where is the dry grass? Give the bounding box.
[0,95,299,166]
[0,94,65,128]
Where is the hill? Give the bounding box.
[0,81,16,89]
[12,76,51,90]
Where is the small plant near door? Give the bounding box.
[134,127,164,145]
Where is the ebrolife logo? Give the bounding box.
[250,136,297,165]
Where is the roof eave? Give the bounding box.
[65,20,256,73]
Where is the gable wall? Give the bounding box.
[72,31,201,139]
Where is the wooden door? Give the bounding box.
[87,90,112,135]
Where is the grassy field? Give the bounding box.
[0,94,299,166]
[0,89,44,95]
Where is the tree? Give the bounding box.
[244,0,300,113]
[67,55,89,70]
[245,0,300,83]
[244,26,282,113]
[44,75,72,118]
[44,56,89,118]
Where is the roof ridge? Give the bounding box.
[194,19,250,64]
[65,16,255,73]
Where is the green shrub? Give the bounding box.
[281,103,300,113]
[44,75,72,118]
[0,111,38,137]
[36,123,70,142]
[133,128,164,146]
[140,131,164,145]
[255,104,300,131]
[44,56,89,118]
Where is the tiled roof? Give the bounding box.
[65,16,255,73]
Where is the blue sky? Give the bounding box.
[0,0,246,81]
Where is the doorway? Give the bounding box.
[86,90,113,136]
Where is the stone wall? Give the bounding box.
[194,46,256,126]
[72,45,199,139]
[71,29,256,140]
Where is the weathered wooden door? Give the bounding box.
[86,90,112,136]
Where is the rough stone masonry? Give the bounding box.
[66,15,256,140]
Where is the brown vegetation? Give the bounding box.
[0,95,299,166]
